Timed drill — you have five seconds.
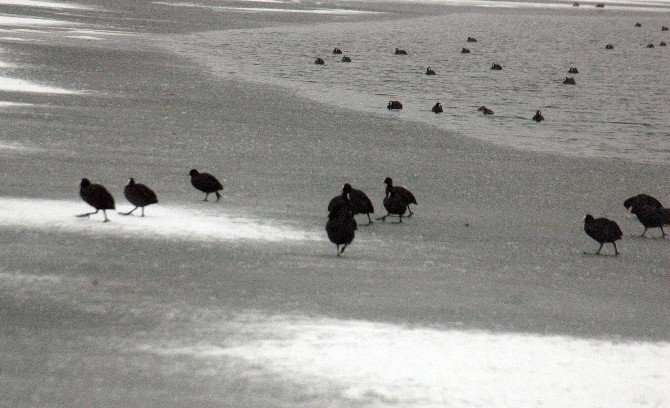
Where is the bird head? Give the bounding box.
[127,178,135,186]
[80,178,91,188]
[189,169,199,177]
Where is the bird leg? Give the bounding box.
[336,245,341,257]
[119,206,138,216]
[340,244,348,254]
[662,226,666,237]
[395,215,403,224]
[613,242,619,255]
[141,207,145,217]
[640,228,648,237]
[76,209,99,218]
[406,206,414,217]
[376,214,389,221]
[595,243,603,254]
[215,192,222,202]
[203,193,210,201]
[366,214,374,225]
[102,210,110,223]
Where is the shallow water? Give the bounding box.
[169,4,670,163]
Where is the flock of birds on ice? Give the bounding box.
[76,173,669,257]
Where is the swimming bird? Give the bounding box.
[326,206,356,256]
[377,177,417,221]
[425,67,437,75]
[461,47,471,54]
[661,42,667,46]
[568,67,579,74]
[663,26,669,31]
[77,178,115,222]
[605,44,614,49]
[432,102,443,114]
[387,101,403,110]
[189,169,223,202]
[635,23,642,27]
[623,194,663,215]
[315,57,325,65]
[584,215,622,255]
[332,47,342,54]
[490,63,502,70]
[478,106,494,115]
[595,3,604,7]
[467,37,477,42]
[647,43,655,48]
[532,110,545,122]
[563,77,576,85]
[341,56,352,62]
[633,206,670,237]
[395,48,408,55]
[120,178,157,216]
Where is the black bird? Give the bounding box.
[377,177,417,221]
[623,194,663,215]
[490,63,502,70]
[568,67,579,74]
[315,57,325,65]
[635,22,642,27]
[121,178,158,216]
[663,26,669,31]
[425,67,437,75]
[189,169,223,201]
[77,178,115,222]
[345,183,375,224]
[478,106,494,115]
[461,47,471,54]
[563,77,576,85]
[395,48,408,55]
[584,215,622,255]
[327,185,354,215]
[341,56,352,62]
[661,42,667,47]
[532,110,545,122]
[332,47,342,54]
[326,207,357,257]
[467,36,477,42]
[387,101,403,110]
[633,206,670,237]
[605,44,614,49]
[647,43,655,48]
[432,102,443,114]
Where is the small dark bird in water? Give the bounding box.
[77,178,115,222]
[605,44,614,49]
[563,77,576,85]
[432,102,443,114]
[315,57,325,65]
[663,26,669,31]
[595,3,605,8]
[568,67,579,74]
[332,47,342,54]
[467,37,477,42]
[395,48,408,55]
[189,169,223,202]
[490,63,502,70]
[326,206,356,257]
[584,215,622,255]
[661,41,667,46]
[634,206,670,237]
[635,22,642,27]
[425,67,437,75]
[461,47,471,54]
[341,56,352,62]
[623,194,663,215]
[647,43,655,48]
[121,178,157,217]
[387,100,403,110]
[478,106,494,115]
[573,1,579,6]
[532,110,544,122]
[377,177,417,222]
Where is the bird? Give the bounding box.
[605,44,614,49]
[76,178,115,222]
[314,57,325,65]
[623,194,663,215]
[647,43,655,48]
[345,183,375,224]
[377,177,417,221]
[633,206,670,237]
[467,36,477,42]
[432,102,443,114]
[332,47,342,54]
[461,47,471,54]
[326,206,357,257]
[563,77,576,85]
[584,215,622,255]
[532,110,544,122]
[425,67,437,75]
[120,178,158,216]
[478,106,494,115]
[635,22,642,27]
[663,26,669,31]
[341,56,352,62]
[568,67,579,74]
[387,101,403,110]
[661,42,667,47]
[490,63,502,70]
[327,185,354,215]
[394,48,408,55]
[189,169,223,201]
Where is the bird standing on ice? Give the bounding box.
[583,215,622,255]
[189,169,224,202]
[77,178,115,222]
[326,193,357,257]
[121,178,158,216]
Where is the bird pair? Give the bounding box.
[77,178,157,222]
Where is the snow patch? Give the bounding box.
[152,2,385,15]
[0,76,80,93]
[0,0,93,10]
[0,14,80,26]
